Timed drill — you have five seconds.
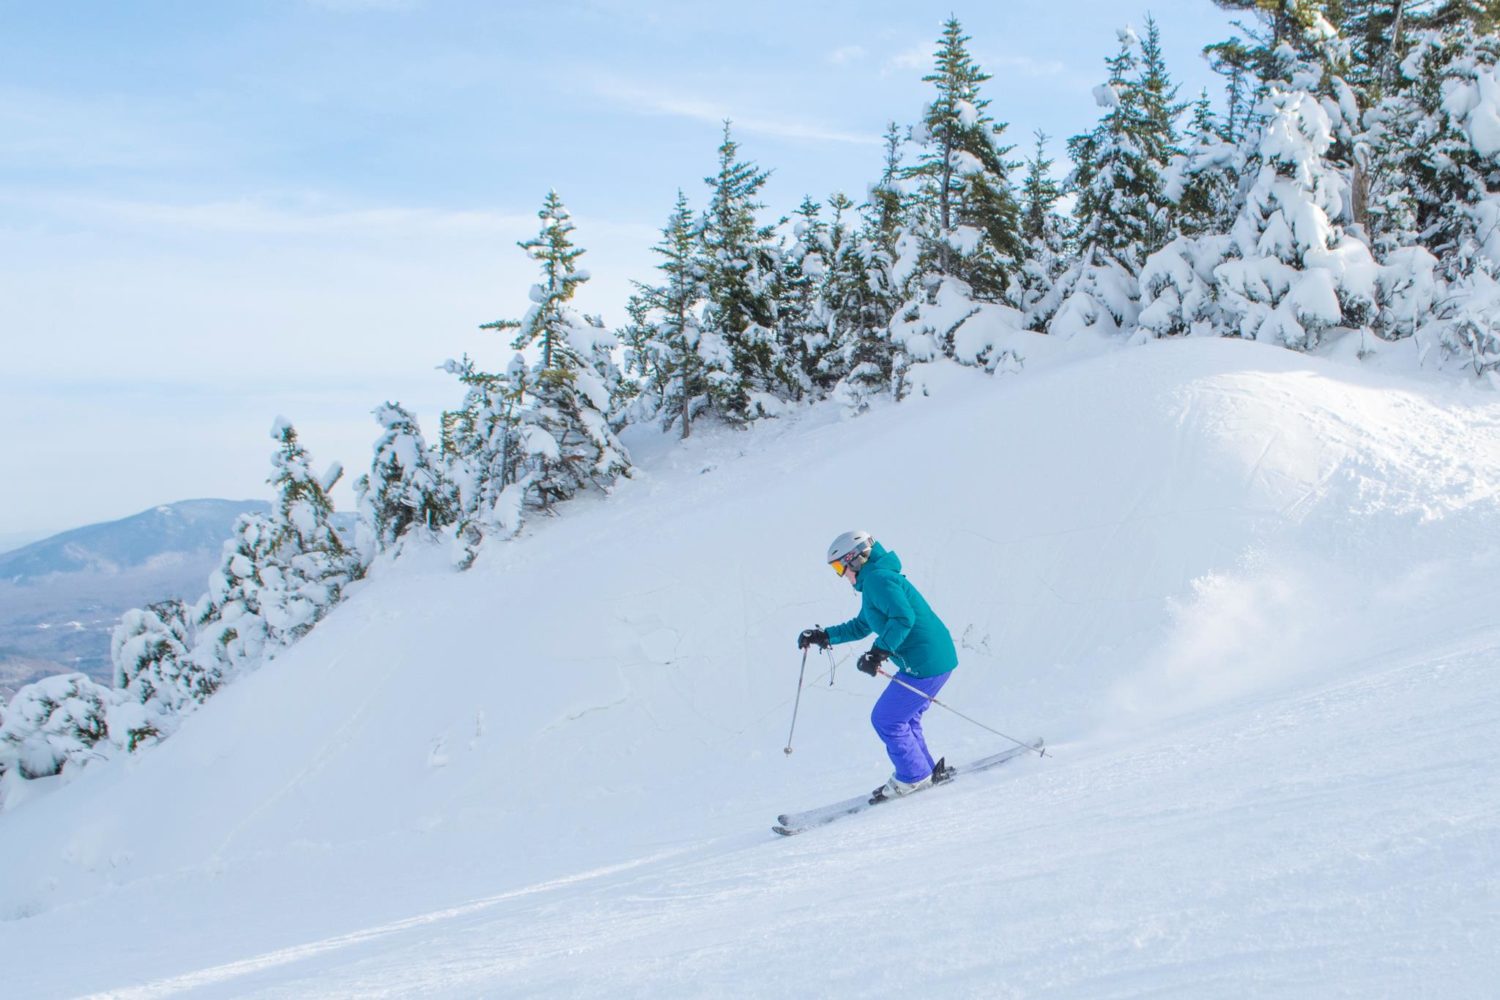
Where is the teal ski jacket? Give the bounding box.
[825,542,958,678]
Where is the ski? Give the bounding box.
[771,738,1044,836]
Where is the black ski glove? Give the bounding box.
[857,648,890,676]
[797,628,830,651]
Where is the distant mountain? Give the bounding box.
[0,500,353,699]
[0,499,271,583]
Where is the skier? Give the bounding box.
[798,530,959,800]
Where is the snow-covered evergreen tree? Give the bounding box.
[698,123,788,420]
[441,353,530,561]
[1213,83,1380,349]
[191,419,357,677]
[354,402,458,554]
[1369,21,1500,371]
[779,195,832,398]
[1140,95,1242,341]
[631,191,721,439]
[110,599,202,749]
[0,674,116,780]
[1168,92,1243,239]
[887,17,1028,372]
[1014,131,1069,329]
[830,129,907,407]
[483,190,631,509]
[260,419,359,645]
[190,509,276,682]
[1044,23,1180,340]
[897,18,1021,331]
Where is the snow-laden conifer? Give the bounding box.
[190,419,357,680]
[483,191,631,509]
[1013,131,1069,330]
[887,17,1028,373]
[698,124,788,420]
[829,131,907,407]
[0,674,116,780]
[109,599,201,749]
[1211,82,1380,349]
[354,402,458,554]
[779,195,832,399]
[630,192,719,438]
[1044,23,1181,340]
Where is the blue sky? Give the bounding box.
[0,0,1238,545]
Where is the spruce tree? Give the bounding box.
[191,509,276,680]
[632,190,719,438]
[779,195,831,398]
[902,17,1021,308]
[1213,85,1380,349]
[441,353,530,558]
[829,141,907,409]
[0,674,117,779]
[1014,131,1069,328]
[484,191,631,509]
[1044,24,1180,339]
[1169,93,1242,239]
[110,599,198,749]
[261,419,359,645]
[698,123,786,419]
[354,402,458,553]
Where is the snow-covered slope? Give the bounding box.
[3,338,1498,997]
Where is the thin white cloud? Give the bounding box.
[0,88,209,171]
[0,192,536,240]
[885,42,930,75]
[595,79,880,147]
[827,45,867,66]
[989,53,1069,78]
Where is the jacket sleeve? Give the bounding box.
[865,575,915,652]
[825,611,872,645]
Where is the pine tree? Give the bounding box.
[868,123,909,260]
[261,419,359,646]
[618,291,665,422]
[354,402,458,553]
[1212,85,1380,349]
[1044,24,1181,339]
[698,123,787,419]
[1014,131,1068,327]
[441,353,530,559]
[1168,93,1242,239]
[829,139,907,409]
[628,190,725,439]
[484,191,631,509]
[0,674,118,780]
[779,195,831,398]
[190,419,357,677]
[1372,21,1500,370]
[902,17,1021,308]
[110,599,199,749]
[191,509,276,681]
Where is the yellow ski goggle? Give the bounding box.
[832,553,866,576]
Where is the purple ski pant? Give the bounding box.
[870,669,952,783]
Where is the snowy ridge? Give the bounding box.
[3,338,1498,996]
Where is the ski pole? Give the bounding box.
[824,629,837,686]
[876,667,1047,758]
[784,645,810,755]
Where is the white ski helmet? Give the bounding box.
[826,530,873,576]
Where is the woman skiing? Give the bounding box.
[798,530,959,800]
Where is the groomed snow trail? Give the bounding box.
[3,338,1498,997]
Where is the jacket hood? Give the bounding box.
[854,542,900,591]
